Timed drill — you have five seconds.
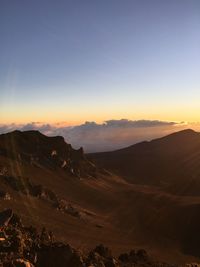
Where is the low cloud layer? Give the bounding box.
[0,119,198,152]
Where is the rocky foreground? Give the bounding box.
[0,209,177,267]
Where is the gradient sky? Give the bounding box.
[0,0,200,124]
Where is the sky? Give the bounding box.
[0,0,200,125]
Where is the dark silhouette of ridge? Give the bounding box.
[117,129,199,152]
[0,130,96,178]
[89,129,200,191]
[1,129,200,262]
[0,130,72,158]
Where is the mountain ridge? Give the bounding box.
[89,129,200,190]
[1,129,200,262]
[0,129,96,179]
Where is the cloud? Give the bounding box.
[104,119,176,127]
[0,119,197,152]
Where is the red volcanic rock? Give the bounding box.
[0,209,13,228]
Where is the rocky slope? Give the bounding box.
[89,129,200,193]
[0,130,96,179]
[1,130,200,264]
[0,209,180,267]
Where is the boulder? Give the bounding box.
[37,243,75,267]
[104,257,119,267]
[13,259,34,267]
[118,253,129,263]
[93,244,112,258]
[0,209,13,228]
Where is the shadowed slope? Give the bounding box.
[89,129,200,192]
[0,130,96,178]
[1,130,200,262]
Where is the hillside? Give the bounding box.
[1,130,200,264]
[89,129,200,194]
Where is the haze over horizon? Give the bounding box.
[1,0,200,124]
[1,119,200,152]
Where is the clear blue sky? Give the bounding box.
[0,0,200,124]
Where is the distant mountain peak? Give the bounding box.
[8,129,64,139]
[165,128,198,137]
[0,130,96,179]
[89,128,200,186]
[151,128,200,145]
